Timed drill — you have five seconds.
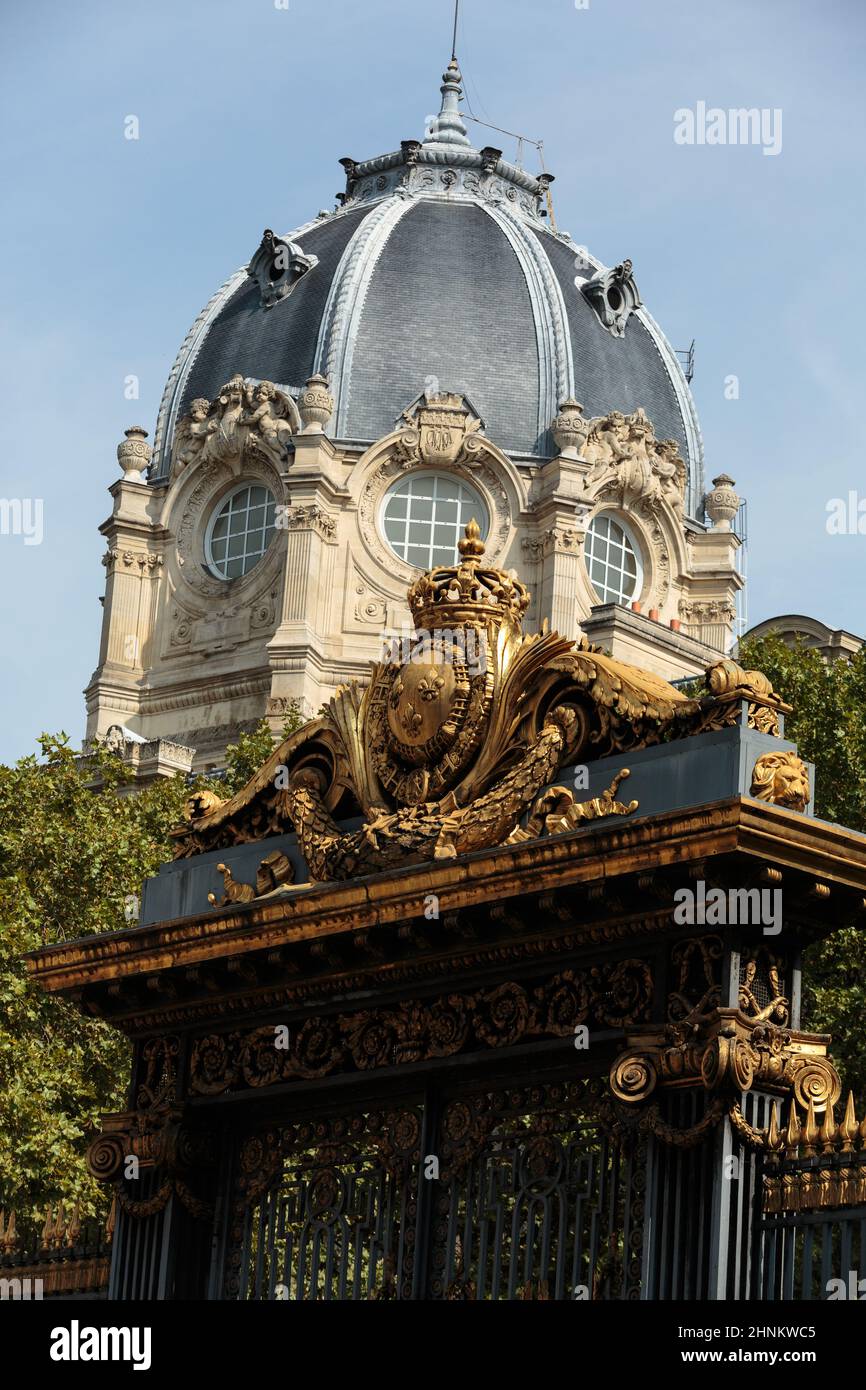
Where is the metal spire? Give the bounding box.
[424,55,472,147]
[424,5,472,148]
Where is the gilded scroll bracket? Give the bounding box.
[86,1043,216,1222]
[609,1006,841,1116]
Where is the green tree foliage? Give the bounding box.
[738,633,866,1097]
[222,706,303,793]
[0,706,303,1227]
[0,735,187,1226]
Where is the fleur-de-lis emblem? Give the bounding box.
[418,674,445,703]
[401,701,423,734]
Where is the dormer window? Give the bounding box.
[247,229,318,309]
[582,259,641,338]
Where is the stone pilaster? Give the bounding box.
[681,527,743,651]
[85,435,166,740]
[526,454,591,640]
[266,433,345,721]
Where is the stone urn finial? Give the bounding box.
[117,426,152,483]
[298,374,334,434]
[551,398,589,459]
[704,473,740,530]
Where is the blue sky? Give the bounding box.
[0,0,864,764]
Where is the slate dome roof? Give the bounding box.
[153,60,703,513]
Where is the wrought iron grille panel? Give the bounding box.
[109,1170,173,1301]
[431,1090,641,1300]
[229,1080,644,1301]
[641,1089,723,1300]
[235,1109,422,1300]
[755,1141,866,1301]
[758,1205,866,1300]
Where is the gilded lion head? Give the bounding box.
[750,751,810,813]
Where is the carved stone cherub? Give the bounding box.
[200,374,246,464]
[243,381,294,467]
[653,438,687,511]
[172,398,216,475]
[581,411,631,490]
[624,407,655,463]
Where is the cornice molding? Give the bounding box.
[27,799,866,1003]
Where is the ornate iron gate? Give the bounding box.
[228,1080,645,1301]
[755,1149,866,1300]
[757,1205,866,1300]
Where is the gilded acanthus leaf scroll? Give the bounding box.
[173,523,788,884]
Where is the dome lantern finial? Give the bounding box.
[424,56,472,149]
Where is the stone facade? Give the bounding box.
[85,389,743,769]
[83,58,744,771]
[742,614,864,662]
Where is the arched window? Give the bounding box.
[206,484,277,580]
[584,513,642,606]
[381,472,488,569]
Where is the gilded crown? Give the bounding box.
[406,520,530,630]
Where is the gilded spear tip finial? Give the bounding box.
[786,1101,801,1151]
[767,1101,781,1151]
[840,1091,858,1151]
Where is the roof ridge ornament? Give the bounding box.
[424,57,473,149]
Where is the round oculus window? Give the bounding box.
[205,484,277,580]
[381,472,489,570]
[584,513,642,606]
